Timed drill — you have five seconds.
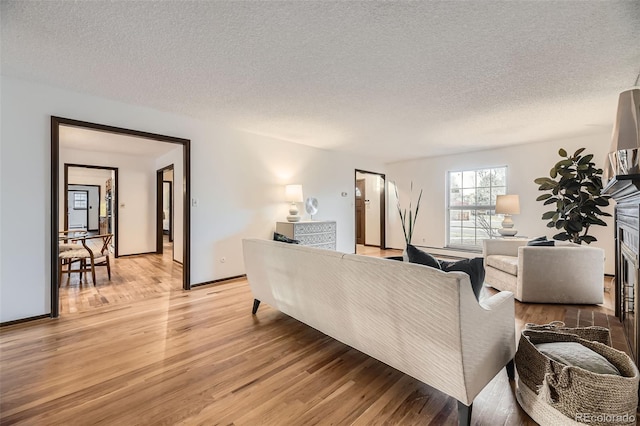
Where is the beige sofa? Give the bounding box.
[243,239,516,426]
[482,239,604,304]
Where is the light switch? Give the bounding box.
[191,198,199,207]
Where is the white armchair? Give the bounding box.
[483,239,604,304]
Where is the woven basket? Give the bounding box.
[515,322,639,426]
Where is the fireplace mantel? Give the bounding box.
[603,174,640,201]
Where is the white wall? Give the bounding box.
[61,148,157,256]
[386,134,616,274]
[0,76,385,322]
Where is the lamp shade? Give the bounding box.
[285,184,303,203]
[495,194,520,215]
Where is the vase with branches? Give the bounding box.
[393,181,423,246]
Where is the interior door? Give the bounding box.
[356,179,366,245]
[67,190,88,229]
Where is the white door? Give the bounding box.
[67,190,88,229]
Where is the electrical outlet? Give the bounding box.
[191,198,199,207]
[220,257,226,263]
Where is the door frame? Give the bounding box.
[355,178,366,245]
[156,164,174,253]
[354,169,386,252]
[66,168,114,236]
[51,116,191,318]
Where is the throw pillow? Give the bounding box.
[406,244,441,270]
[273,232,300,244]
[385,256,404,262]
[527,236,555,247]
[535,342,621,375]
[439,258,485,301]
[528,236,547,244]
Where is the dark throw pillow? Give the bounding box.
[385,256,404,262]
[527,236,555,247]
[273,232,300,244]
[439,258,485,301]
[406,244,441,270]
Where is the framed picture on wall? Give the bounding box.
[73,192,88,210]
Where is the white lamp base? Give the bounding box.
[498,228,518,237]
[498,214,518,236]
[287,202,301,222]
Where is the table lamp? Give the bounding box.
[496,194,520,236]
[285,184,303,222]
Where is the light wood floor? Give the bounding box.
[59,236,182,314]
[0,246,628,425]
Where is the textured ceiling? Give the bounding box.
[2,1,639,162]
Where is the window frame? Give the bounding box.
[73,192,88,210]
[446,166,508,250]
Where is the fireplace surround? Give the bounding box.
[604,174,640,366]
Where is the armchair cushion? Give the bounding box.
[485,255,518,276]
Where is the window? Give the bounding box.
[447,167,506,249]
[73,192,88,210]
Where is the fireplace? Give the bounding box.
[604,175,640,366]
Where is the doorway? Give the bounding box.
[65,165,117,252]
[354,170,386,254]
[156,164,174,257]
[51,116,191,318]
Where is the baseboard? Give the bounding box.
[173,259,183,265]
[117,251,157,258]
[191,274,246,288]
[1,313,50,327]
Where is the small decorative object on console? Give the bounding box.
[285,184,304,222]
[305,197,318,219]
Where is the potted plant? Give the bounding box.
[393,181,423,247]
[534,148,611,244]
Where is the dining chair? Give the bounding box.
[59,233,113,285]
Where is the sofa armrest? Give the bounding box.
[459,290,516,403]
[479,290,514,311]
[482,238,528,257]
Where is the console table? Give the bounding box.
[276,221,336,250]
